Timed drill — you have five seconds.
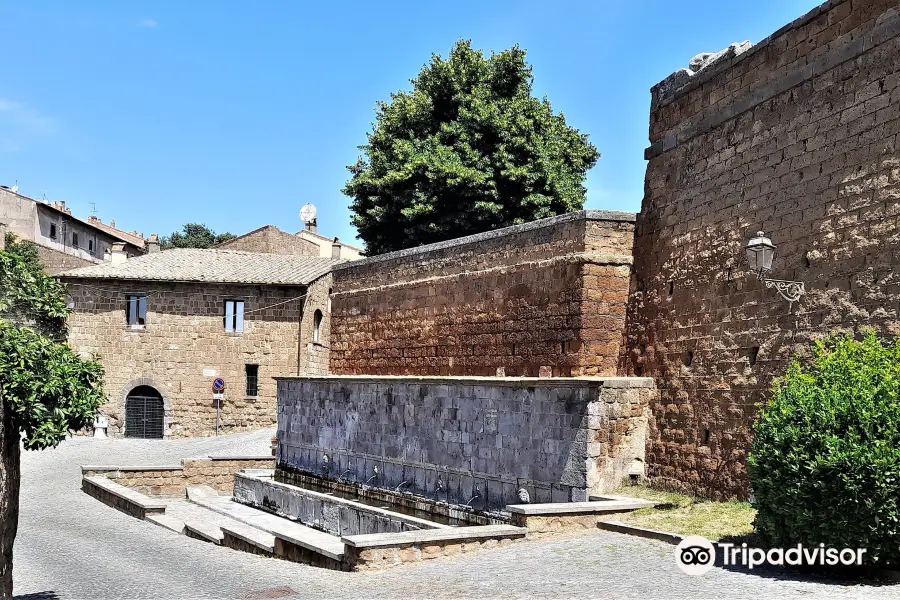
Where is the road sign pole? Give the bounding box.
[211,378,226,436]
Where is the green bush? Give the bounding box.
[748,332,900,567]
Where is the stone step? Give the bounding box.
[221,523,276,554]
[184,520,225,544]
[146,513,186,534]
[185,484,219,502]
[191,494,345,560]
[82,475,168,520]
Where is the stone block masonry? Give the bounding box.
[276,375,656,511]
[64,279,330,437]
[625,0,900,498]
[330,210,636,377]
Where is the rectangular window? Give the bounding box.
[72,232,79,247]
[49,223,57,239]
[88,239,94,254]
[224,299,245,333]
[126,294,147,326]
[245,364,259,397]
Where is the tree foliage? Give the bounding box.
[160,223,236,249]
[3,233,41,274]
[344,39,600,255]
[748,332,900,567]
[0,248,105,450]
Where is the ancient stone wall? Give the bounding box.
[215,225,319,256]
[64,278,330,437]
[330,211,635,377]
[36,244,95,274]
[626,0,900,498]
[276,375,656,511]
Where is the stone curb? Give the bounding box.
[597,521,684,545]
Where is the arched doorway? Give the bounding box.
[125,385,165,439]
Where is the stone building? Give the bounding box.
[59,248,339,438]
[0,186,146,273]
[214,225,320,256]
[216,223,362,260]
[624,0,900,498]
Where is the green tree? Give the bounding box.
[344,39,600,255]
[160,223,236,249]
[3,233,41,273]
[0,247,105,597]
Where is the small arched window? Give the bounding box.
[327,287,333,313]
[313,309,323,344]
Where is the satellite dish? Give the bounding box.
[10,180,18,193]
[299,203,317,223]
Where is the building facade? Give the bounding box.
[0,186,146,273]
[59,248,338,438]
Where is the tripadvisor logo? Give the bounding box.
[675,536,867,575]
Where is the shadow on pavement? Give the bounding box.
[14,592,60,600]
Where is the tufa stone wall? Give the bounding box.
[64,278,330,437]
[625,0,900,498]
[276,375,656,511]
[36,244,95,275]
[330,211,636,377]
[215,225,319,256]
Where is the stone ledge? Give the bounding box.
[206,456,274,462]
[81,465,183,472]
[184,521,224,544]
[221,523,275,554]
[597,521,684,545]
[342,525,526,549]
[506,499,653,515]
[82,476,167,518]
[276,375,656,389]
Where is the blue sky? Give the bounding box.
[0,0,822,246]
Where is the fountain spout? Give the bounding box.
[338,468,353,483]
[463,484,482,509]
[365,466,379,486]
[395,481,411,492]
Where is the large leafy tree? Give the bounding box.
[344,39,600,255]
[160,223,235,249]
[0,243,105,597]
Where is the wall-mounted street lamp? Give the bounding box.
[745,231,806,303]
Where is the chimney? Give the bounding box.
[146,233,160,253]
[110,242,128,264]
[88,216,100,224]
[305,218,317,234]
[0,222,6,252]
[331,237,342,259]
[110,219,116,228]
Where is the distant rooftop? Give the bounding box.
[58,248,341,285]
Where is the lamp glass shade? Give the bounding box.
[746,231,776,274]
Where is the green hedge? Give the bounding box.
[748,332,900,567]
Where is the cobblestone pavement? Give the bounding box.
[12,430,899,599]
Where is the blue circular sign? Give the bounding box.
[213,378,226,392]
